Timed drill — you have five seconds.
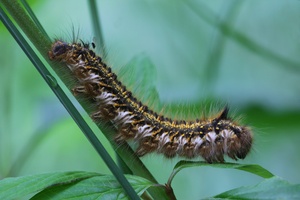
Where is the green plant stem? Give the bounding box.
[0,0,50,57]
[88,0,106,56]
[20,0,49,37]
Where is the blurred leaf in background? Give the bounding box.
[1,0,300,199]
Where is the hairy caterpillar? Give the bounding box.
[48,40,252,163]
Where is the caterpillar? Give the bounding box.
[48,40,253,163]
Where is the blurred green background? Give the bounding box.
[1,1,300,199]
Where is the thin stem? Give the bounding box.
[0,0,50,56]
[20,0,49,38]
[88,0,106,56]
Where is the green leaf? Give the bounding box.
[0,171,154,200]
[168,161,274,185]
[0,171,99,199]
[31,174,154,200]
[213,176,300,200]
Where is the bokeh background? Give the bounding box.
[1,1,300,199]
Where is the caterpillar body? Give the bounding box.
[48,40,253,163]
